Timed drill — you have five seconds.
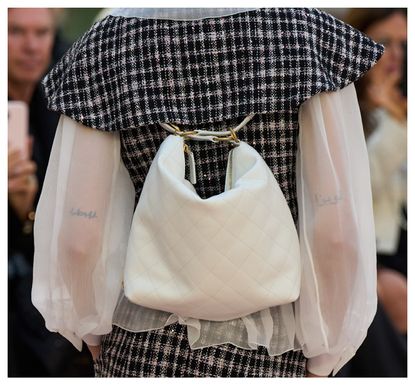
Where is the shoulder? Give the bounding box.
[300,8,384,96]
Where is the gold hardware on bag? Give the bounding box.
[229,126,239,142]
[209,125,240,145]
[183,143,191,154]
[168,123,197,138]
[167,121,242,185]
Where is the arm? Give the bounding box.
[295,84,377,376]
[32,115,135,350]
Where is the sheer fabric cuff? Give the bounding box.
[83,333,103,347]
[307,353,340,376]
[307,348,356,376]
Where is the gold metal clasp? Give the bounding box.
[228,126,240,144]
[211,127,240,145]
[168,123,197,138]
[183,142,191,154]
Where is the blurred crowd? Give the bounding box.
[336,8,407,377]
[7,8,407,377]
[8,8,94,376]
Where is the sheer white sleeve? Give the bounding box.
[32,115,135,351]
[295,84,377,376]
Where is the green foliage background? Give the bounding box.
[59,8,103,43]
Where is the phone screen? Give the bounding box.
[8,101,29,159]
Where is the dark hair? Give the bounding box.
[346,8,407,34]
[345,8,407,137]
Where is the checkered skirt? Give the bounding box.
[93,323,306,377]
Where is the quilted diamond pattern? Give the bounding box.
[124,135,301,321]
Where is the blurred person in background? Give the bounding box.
[8,8,94,376]
[336,8,407,377]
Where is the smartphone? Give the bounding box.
[8,101,29,159]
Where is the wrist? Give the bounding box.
[306,370,326,377]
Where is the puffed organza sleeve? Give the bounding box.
[295,83,377,376]
[32,115,135,351]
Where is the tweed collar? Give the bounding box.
[42,8,383,131]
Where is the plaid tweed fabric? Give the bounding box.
[93,323,306,377]
[41,7,383,378]
[42,8,383,131]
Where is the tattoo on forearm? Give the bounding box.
[70,207,98,219]
[314,192,344,207]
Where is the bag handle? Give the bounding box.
[159,113,256,145]
[158,113,256,185]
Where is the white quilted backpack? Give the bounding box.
[124,113,301,321]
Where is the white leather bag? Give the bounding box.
[124,116,301,321]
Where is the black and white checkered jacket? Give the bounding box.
[42,7,383,225]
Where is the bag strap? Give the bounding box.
[159,113,256,145]
[158,113,256,185]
